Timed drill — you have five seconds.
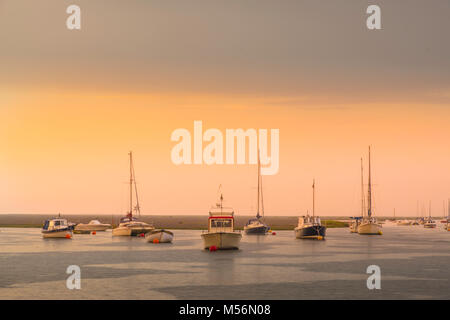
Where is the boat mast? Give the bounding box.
[256,149,261,219]
[129,151,133,218]
[312,179,315,218]
[132,154,141,217]
[429,201,431,219]
[367,146,372,219]
[361,158,365,218]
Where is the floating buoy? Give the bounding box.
[139,233,145,237]
[153,238,159,244]
[272,232,276,235]
[209,245,217,252]
[91,231,96,235]
[378,231,383,235]
[65,234,72,239]
[317,236,324,240]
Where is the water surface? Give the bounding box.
[0,225,448,299]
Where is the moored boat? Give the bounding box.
[42,216,73,239]
[112,152,154,236]
[423,201,436,229]
[295,180,326,240]
[145,229,174,243]
[396,220,412,226]
[201,189,242,250]
[357,147,382,235]
[358,218,382,235]
[74,220,111,233]
[244,150,270,235]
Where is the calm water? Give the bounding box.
[0,225,449,299]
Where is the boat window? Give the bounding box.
[55,220,60,226]
[210,219,232,228]
[43,221,49,230]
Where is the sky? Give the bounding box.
[1,1,449,216]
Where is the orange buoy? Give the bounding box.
[272,232,276,235]
[209,245,217,252]
[65,234,72,239]
[153,238,159,244]
[91,231,96,235]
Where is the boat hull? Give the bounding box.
[201,232,242,250]
[112,226,154,236]
[295,226,326,239]
[42,229,72,239]
[357,222,382,235]
[424,223,436,228]
[244,225,269,235]
[74,224,110,232]
[145,230,174,243]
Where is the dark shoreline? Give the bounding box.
[0,214,352,230]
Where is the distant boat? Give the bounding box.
[74,220,111,233]
[112,152,154,236]
[396,220,412,226]
[244,150,270,235]
[201,188,242,250]
[146,229,174,243]
[42,215,73,239]
[295,179,326,240]
[357,146,382,235]
[423,201,436,229]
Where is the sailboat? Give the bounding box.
[423,201,436,228]
[357,146,383,235]
[295,179,326,240]
[112,152,155,236]
[350,158,365,233]
[244,150,270,235]
[201,187,242,250]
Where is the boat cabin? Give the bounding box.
[208,207,235,233]
[43,218,69,231]
[297,215,321,227]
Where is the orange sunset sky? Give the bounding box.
[1,1,449,216]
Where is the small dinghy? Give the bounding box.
[42,217,73,239]
[145,229,174,243]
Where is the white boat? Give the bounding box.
[358,147,382,235]
[201,188,242,250]
[358,218,382,235]
[423,201,436,228]
[42,216,73,239]
[74,220,111,233]
[112,152,154,237]
[244,150,270,235]
[146,229,174,243]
